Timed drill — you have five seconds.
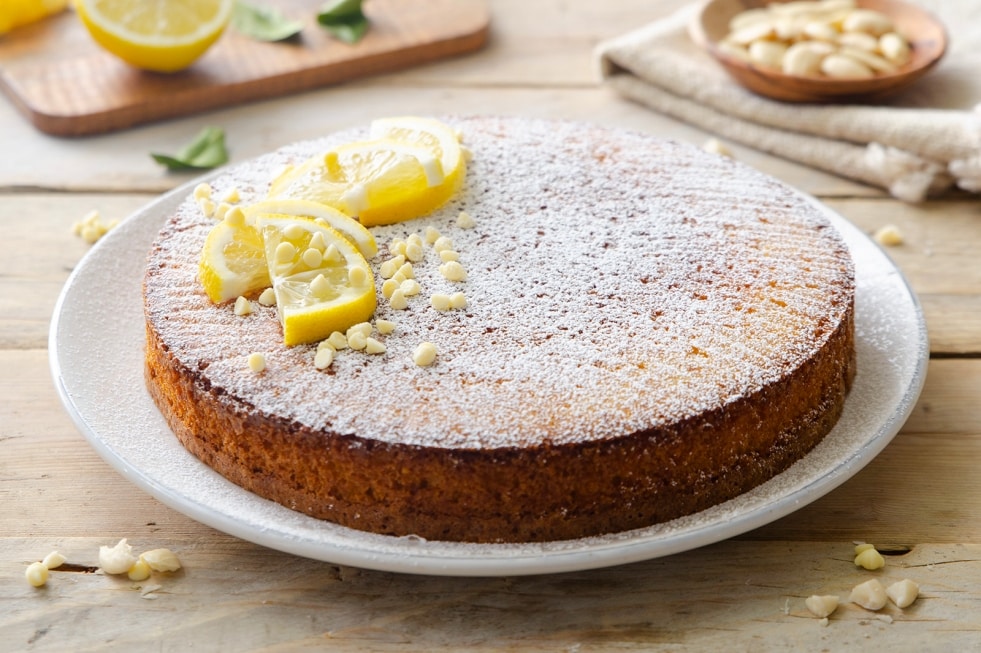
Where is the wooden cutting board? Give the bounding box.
[0,0,489,137]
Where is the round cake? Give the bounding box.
[143,116,856,543]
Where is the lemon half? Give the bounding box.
[76,0,233,73]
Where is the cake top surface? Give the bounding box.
[144,116,854,450]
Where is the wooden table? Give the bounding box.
[2,2,979,650]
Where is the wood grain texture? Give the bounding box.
[0,0,489,136]
[1,0,980,649]
[2,537,979,651]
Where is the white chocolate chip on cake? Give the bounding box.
[430,293,451,311]
[376,319,396,335]
[348,331,368,350]
[220,187,241,204]
[400,279,422,297]
[233,296,252,316]
[439,261,467,282]
[247,353,266,373]
[223,207,246,227]
[364,337,387,355]
[405,242,424,263]
[389,289,409,310]
[381,278,399,299]
[433,236,454,253]
[449,292,468,309]
[424,226,441,244]
[315,347,334,369]
[397,262,415,279]
[439,249,460,263]
[327,331,348,350]
[193,183,212,200]
[456,211,476,229]
[413,342,437,367]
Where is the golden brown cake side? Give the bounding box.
[143,116,856,543]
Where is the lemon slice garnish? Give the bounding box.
[369,115,465,205]
[76,0,233,73]
[258,216,376,346]
[268,138,450,227]
[241,199,378,260]
[199,219,268,304]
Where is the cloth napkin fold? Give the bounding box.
[596,3,981,202]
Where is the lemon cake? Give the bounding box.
[143,116,856,543]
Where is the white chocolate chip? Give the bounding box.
[42,551,66,570]
[258,288,277,306]
[873,224,904,246]
[430,293,451,311]
[854,547,885,570]
[223,206,246,227]
[347,322,373,339]
[439,261,467,282]
[310,274,331,298]
[364,337,387,355]
[381,278,399,299]
[886,579,919,608]
[309,231,327,252]
[199,198,216,218]
[233,296,252,316]
[424,226,441,244]
[193,183,212,200]
[302,247,323,268]
[380,256,406,279]
[347,331,368,350]
[389,289,408,310]
[327,331,349,350]
[433,236,454,253]
[449,292,468,309]
[405,242,424,263]
[400,279,422,297]
[850,578,888,611]
[702,138,733,157]
[388,239,407,257]
[248,352,266,373]
[439,249,461,263]
[805,594,840,618]
[220,187,241,204]
[397,262,415,279]
[141,548,182,572]
[323,243,341,263]
[275,241,297,264]
[127,558,152,582]
[376,319,396,335]
[349,266,369,287]
[25,562,49,587]
[413,342,437,367]
[99,538,138,575]
[215,202,233,221]
[315,347,334,369]
[456,211,476,229]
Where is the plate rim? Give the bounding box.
[49,175,929,577]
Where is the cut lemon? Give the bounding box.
[75,0,233,73]
[268,139,449,227]
[241,199,378,260]
[258,216,376,346]
[0,0,68,34]
[369,115,465,202]
[199,219,268,304]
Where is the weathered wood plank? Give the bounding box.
[2,537,978,651]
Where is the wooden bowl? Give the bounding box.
[690,0,947,102]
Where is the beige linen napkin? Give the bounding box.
[596,2,981,201]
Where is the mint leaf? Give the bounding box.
[317,0,369,44]
[151,127,228,171]
[232,1,303,42]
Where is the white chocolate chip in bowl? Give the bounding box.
[690,0,947,102]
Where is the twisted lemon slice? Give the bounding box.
[268,117,465,226]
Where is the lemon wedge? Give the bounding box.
[199,219,268,304]
[241,199,378,260]
[76,0,233,73]
[258,216,376,346]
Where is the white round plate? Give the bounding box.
[50,180,927,577]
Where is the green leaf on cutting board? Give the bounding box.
[151,127,229,171]
[232,1,304,42]
[317,0,369,44]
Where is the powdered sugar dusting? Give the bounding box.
[144,117,854,450]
